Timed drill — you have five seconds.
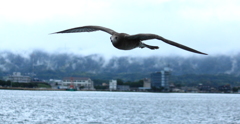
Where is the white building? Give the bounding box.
[109,80,117,90]
[49,79,67,89]
[62,77,94,90]
[138,78,151,90]
[5,72,31,83]
[143,78,151,88]
[49,79,63,85]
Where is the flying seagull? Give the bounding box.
[52,25,207,55]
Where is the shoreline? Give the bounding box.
[0,87,239,94]
[0,87,65,91]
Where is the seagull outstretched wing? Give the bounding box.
[52,25,117,35]
[128,33,207,55]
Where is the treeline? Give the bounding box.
[170,74,240,87]
[117,79,144,87]
[0,80,51,88]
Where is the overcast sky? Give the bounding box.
[0,0,240,58]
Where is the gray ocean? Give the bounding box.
[0,90,240,124]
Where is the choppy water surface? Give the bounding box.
[0,90,240,124]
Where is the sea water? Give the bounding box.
[0,90,240,124]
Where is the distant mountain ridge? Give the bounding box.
[0,50,240,80]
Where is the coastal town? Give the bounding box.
[1,68,240,93]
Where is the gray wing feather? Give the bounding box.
[129,34,207,55]
[52,25,117,35]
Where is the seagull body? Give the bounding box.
[53,25,207,55]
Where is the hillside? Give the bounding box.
[0,50,240,82]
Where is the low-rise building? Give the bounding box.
[117,85,130,91]
[109,80,117,91]
[49,79,63,85]
[143,78,151,89]
[218,85,231,93]
[181,87,199,93]
[4,72,31,83]
[138,78,151,91]
[172,88,184,92]
[62,77,95,90]
[102,83,108,86]
[49,79,66,89]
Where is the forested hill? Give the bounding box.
[0,50,240,81]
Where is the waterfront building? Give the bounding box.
[150,67,171,90]
[49,79,67,89]
[143,78,151,89]
[102,83,108,86]
[62,77,95,90]
[4,72,31,83]
[109,80,117,90]
[117,85,130,91]
[138,78,151,90]
[49,79,63,85]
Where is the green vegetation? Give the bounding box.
[0,80,51,88]
[124,80,143,87]
[12,82,37,88]
[92,79,108,86]
[94,85,108,90]
[0,80,11,86]
[116,79,124,85]
[37,83,51,88]
[151,86,164,92]
[232,87,240,92]
[171,74,240,87]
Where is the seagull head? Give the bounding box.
[110,35,118,44]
